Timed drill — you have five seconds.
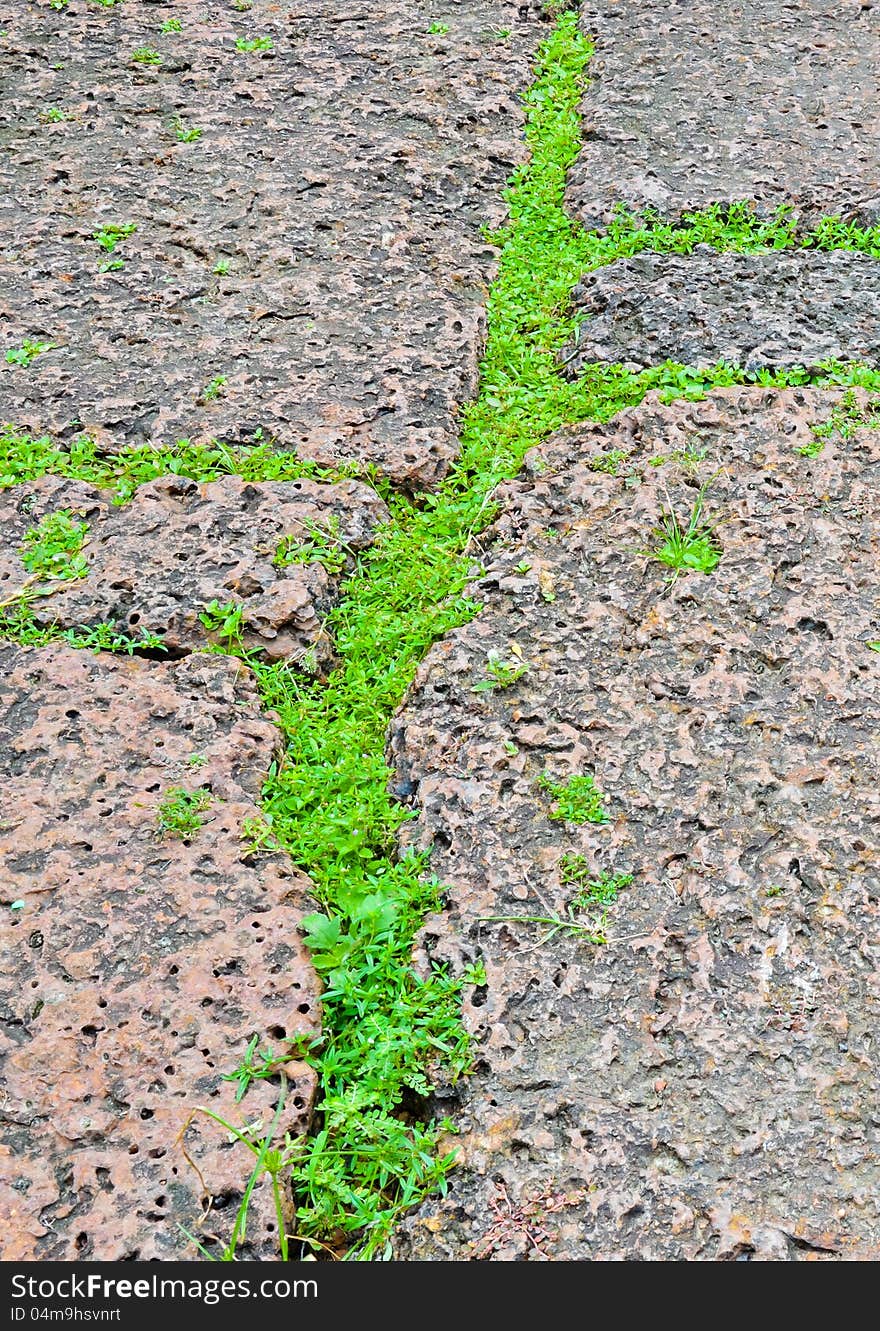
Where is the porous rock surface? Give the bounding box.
[391,388,880,1260]
[567,0,880,228]
[0,472,387,667]
[0,0,543,486]
[0,647,321,1260]
[562,248,880,374]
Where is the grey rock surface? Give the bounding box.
[567,0,880,229]
[562,248,880,374]
[0,0,544,487]
[391,388,880,1260]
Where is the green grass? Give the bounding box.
[235,36,274,53]
[6,6,880,1262]
[0,600,166,656]
[21,510,89,582]
[471,650,530,692]
[537,770,610,825]
[6,340,53,369]
[645,484,721,582]
[0,428,367,504]
[156,786,213,839]
[93,222,136,254]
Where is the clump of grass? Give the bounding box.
[156,786,212,839]
[6,340,54,369]
[801,387,880,456]
[173,117,202,143]
[93,222,136,254]
[644,483,721,582]
[558,854,633,905]
[588,448,627,475]
[273,516,347,575]
[235,36,274,52]
[131,47,162,66]
[471,649,529,692]
[20,510,89,582]
[537,771,610,825]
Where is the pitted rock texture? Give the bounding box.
[0,648,321,1260]
[390,388,880,1260]
[562,248,880,375]
[0,0,544,487]
[568,0,880,229]
[0,472,387,667]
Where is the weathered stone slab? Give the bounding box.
[567,1,880,229]
[563,249,880,374]
[0,472,387,667]
[390,387,880,1260]
[0,648,321,1260]
[0,0,543,486]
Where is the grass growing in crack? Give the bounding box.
[156,786,213,839]
[537,771,609,825]
[12,5,880,1261]
[21,510,89,582]
[0,428,369,503]
[0,600,166,656]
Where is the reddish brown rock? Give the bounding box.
[568,0,880,229]
[0,472,387,667]
[0,0,544,486]
[390,387,880,1260]
[0,647,322,1260]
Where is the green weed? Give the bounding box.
[428,21,449,34]
[93,222,136,254]
[588,448,627,475]
[537,771,610,825]
[213,259,231,276]
[558,854,633,905]
[0,427,362,504]
[161,18,182,32]
[235,36,274,52]
[131,47,162,66]
[802,387,880,456]
[0,600,166,656]
[6,340,53,369]
[173,118,202,143]
[273,516,347,576]
[645,484,721,581]
[199,599,245,650]
[156,786,213,839]
[202,375,227,402]
[471,650,529,692]
[21,510,89,582]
